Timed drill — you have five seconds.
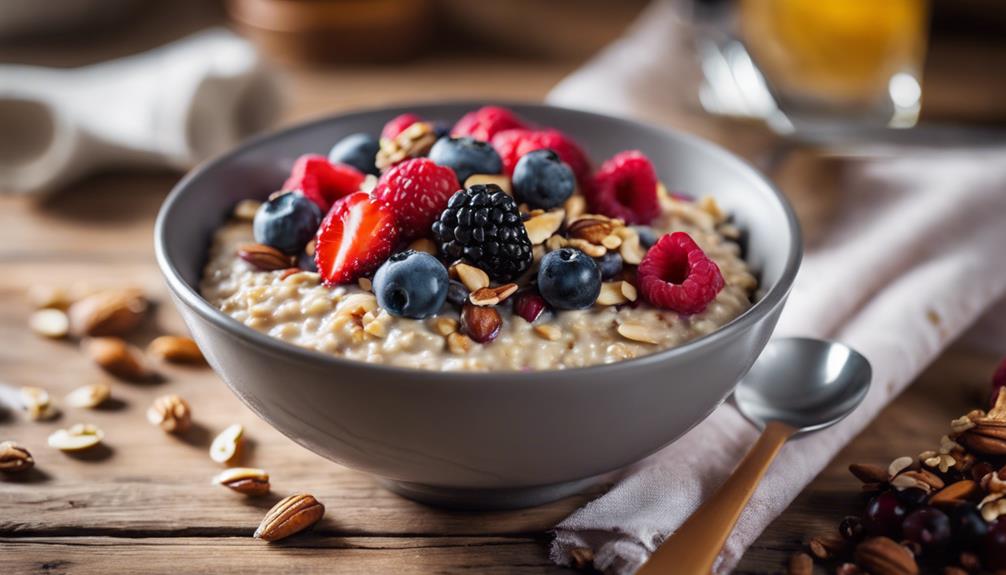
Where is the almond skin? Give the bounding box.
[238,243,293,271]
[254,494,325,542]
[930,480,980,507]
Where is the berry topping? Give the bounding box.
[511,149,575,209]
[595,251,624,280]
[982,517,1006,569]
[432,185,533,281]
[314,192,399,285]
[372,158,460,240]
[537,248,602,310]
[491,128,591,184]
[587,150,660,225]
[282,154,365,213]
[513,289,547,323]
[428,136,503,186]
[637,232,724,314]
[901,507,951,554]
[451,106,527,142]
[328,133,380,176]
[373,250,449,319]
[950,505,987,549]
[446,280,469,307]
[864,492,908,539]
[381,113,422,140]
[252,191,323,255]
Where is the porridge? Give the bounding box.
[200,106,757,372]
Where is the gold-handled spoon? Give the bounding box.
[637,337,872,575]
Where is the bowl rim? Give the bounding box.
[154,100,802,381]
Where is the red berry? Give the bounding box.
[587,150,660,225]
[452,106,527,142]
[314,192,398,285]
[372,158,460,240]
[864,492,908,539]
[381,113,422,140]
[637,232,724,315]
[491,128,591,184]
[991,358,1006,407]
[513,289,547,323]
[282,154,365,213]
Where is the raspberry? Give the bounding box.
[282,154,365,213]
[452,106,527,142]
[637,232,724,315]
[586,150,660,225]
[381,113,422,140]
[372,158,460,240]
[490,129,591,184]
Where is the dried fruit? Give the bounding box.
[147,336,204,364]
[214,467,270,496]
[0,441,34,473]
[238,243,294,271]
[29,308,70,339]
[48,423,104,452]
[147,394,192,434]
[513,289,547,323]
[255,494,325,542]
[68,289,148,337]
[210,424,244,464]
[460,304,502,344]
[64,383,111,409]
[83,337,151,381]
[854,537,918,575]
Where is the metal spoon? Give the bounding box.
[637,337,872,575]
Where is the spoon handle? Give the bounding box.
[636,420,796,575]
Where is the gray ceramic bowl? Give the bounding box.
[155,102,801,509]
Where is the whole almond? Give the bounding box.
[147,336,205,364]
[68,289,147,337]
[214,467,270,496]
[0,441,34,473]
[849,463,889,484]
[930,480,980,507]
[83,337,150,381]
[254,494,325,542]
[238,243,293,271]
[460,303,502,344]
[147,394,192,434]
[854,537,918,575]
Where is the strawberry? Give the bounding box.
[451,106,527,141]
[372,158,460,240]
[314,192,399,285]
[490,128,591,184]
[381,113,423,141]
[282,154,365,212]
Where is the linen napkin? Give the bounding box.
[0,28,280,195]
[545,2,1006,573]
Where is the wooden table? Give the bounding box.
[2,10,1002,575]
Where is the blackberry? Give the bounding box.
[432,184,533,281]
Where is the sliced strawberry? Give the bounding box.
[314,192,399,285]
[372,158,460,240]
[282,154,365,212]
[381,113,423,141]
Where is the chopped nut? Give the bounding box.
[432,317,459,336]
[464,174,512,196]
[376,121,437,171]
[83,337,151,381]
[545,234,567,252]
[255,494,325,542]
[147,336,205,364]
[982,470,1006,494]
[452,263,490,292]
[469,283,518,307]
[214,467,270,496]
[616,322,661,344]
[68,289,148,337]
[357,277,372,292]
[408,238,438,256]
[888,456,914,478]
[980,492,1006,522]
[891,469,944,494]
[210,424,244,464]
[596,281,637,306]
[233,199,262,221]
[147,394,192,434]
[446,332,472,355]
[0,441,34,474]
[698,196,726,223]
[237,243,294,271]
[523,209,565,245]
[951,413,977,434]
[48,423,104,452]
[64,383,111,409]
[533,324,562,341]
[29,308,70,339]
[20,386,57,421]
[788,552,813,575]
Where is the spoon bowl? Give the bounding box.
[735,337,872,432]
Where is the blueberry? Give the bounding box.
[373,250,449,318]
[328,132,379,175]
[446,280,469,307]
[632,225,659,248]
[537,248,601,310]
[298,250,318,272]
[428,136,502,186]
[511,149,575,209]
[253,191,323,255]
[595,251,623,280]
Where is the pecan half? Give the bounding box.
[460,304,502,344]
[254,494,325,542]
[854,537,918,575]
[147,394,192,434]
[0,441,34,474]
[959,420,1006,456]
[214,467,270,496]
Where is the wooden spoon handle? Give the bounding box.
[636,420,796,575]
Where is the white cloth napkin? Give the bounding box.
[546,2,1006,573]
[0,28,280,195]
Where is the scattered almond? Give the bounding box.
[83,337,151,381]
[29,308,70,339]
[0,441,34,473]
[523,209,565,245]
[48,423,104,452]
[238,243,293,271]
[452,262,490,292]
[147,335,205,364]
[210,424,244,464]
[64,383,111,409]
[616,322,661,344]
[464,174,512,196]
[147,394,192,434]
[20,386,57,421]
[214,467,270,496]
[255,493,325,542]
[596,281,637,306]
[68,289,148,337]
[929,480,980,507]
[849,463,889,484]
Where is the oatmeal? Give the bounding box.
[199,106,757,372]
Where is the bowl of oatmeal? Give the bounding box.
[155,102,801,508]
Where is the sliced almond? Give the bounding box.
[64,383,111,409]
[523,210,565,245]
[469,283,518,307]
[596,281,637,306]
[48,423,104,451]
[616,227,646,265]
[566,238,606,258]
[452,263,490,292]
[214,467,271,496]
[616,322,661,344]
[464,174,512,196]
[147,336,205,364]
[29,308,70,339]
[83,337,151,381]
[533,324,562,341]
[233,199,262,221]
[68,289,148,337]
[210,423,244,464]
